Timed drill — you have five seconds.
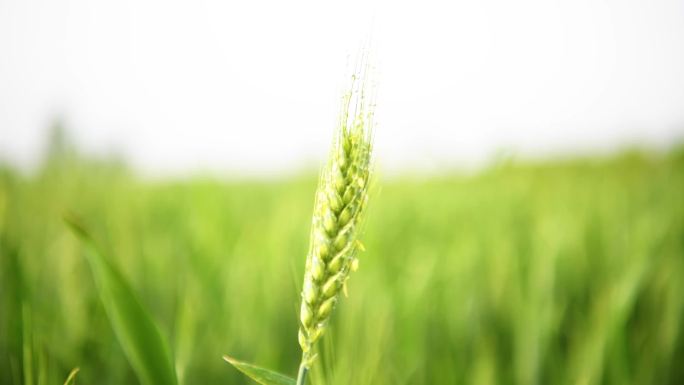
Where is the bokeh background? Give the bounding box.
[1,0,684,384]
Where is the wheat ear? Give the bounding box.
[296,71,374,385]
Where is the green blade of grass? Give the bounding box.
[64,214,178,385]
[62,368,80,385]
[22,303,33,385]
[223,355,296,385]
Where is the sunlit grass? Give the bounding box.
[1,147,683,384]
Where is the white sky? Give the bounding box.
[1,0,684,176]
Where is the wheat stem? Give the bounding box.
[296,357,309,385]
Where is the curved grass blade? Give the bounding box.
[63,367,80,385]
[64,213,178,385]
[223,355,296,385]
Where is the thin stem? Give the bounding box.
[296,356,309,385]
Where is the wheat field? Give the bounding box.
[1,145,683,385]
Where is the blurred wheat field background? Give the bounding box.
[1,144,683,385]
[2,0,684,383]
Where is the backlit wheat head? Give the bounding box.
[297,71,374,371]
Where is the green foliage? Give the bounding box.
[62,368,79,385]
[1,148,683,384]
[64,215,178,385]
[223,356,295,385]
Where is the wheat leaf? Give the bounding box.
[64,214,178,385]
[62,367,80,385]
[223,355,296,385]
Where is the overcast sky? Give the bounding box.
[1,0,683,176]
